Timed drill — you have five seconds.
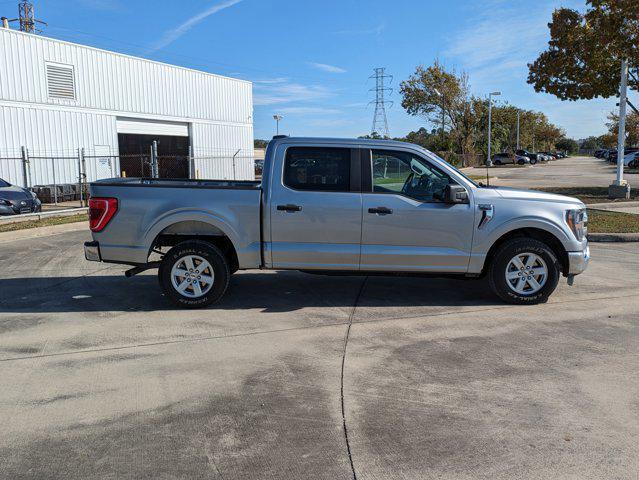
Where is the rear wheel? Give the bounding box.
[159,241,230,308]
[530,158,537,165]
[488,238,560,305]
[494,160,502,165]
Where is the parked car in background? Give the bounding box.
[623,151,639,168]
[540,152,557,161]
[607,149,638,164]
[594,149,606,158]
[0,178,42,215]
[515,150,540,164]
[491,153,530,165]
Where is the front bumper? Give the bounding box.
[0,199,42,216]
[84,241,102,262]
[567,244,590,275]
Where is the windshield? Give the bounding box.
[419,149,479,187]
[0,178,10,188]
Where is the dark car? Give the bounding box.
[491,153,530,165]
[515,150,541,164]
[0,178,42,216]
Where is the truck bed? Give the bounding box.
[93,177,261,190]
[89,177,263,268]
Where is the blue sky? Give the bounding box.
[13,0,619,140]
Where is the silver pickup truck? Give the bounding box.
[85,137,589,308]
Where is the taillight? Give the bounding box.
[89,197,118,232]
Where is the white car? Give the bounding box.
[623,151,639,168]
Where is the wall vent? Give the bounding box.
[46,63,76,100]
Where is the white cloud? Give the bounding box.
[152,0,242,51]
[254,81,333,106]
[445,0,610,137]
[308,62,347,74]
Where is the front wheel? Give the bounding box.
[488,238,560,305]
[159,241,230,308]
[530,158,537,165]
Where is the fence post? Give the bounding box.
[77,148,83,207]
[81,148,87,206]
[21,146,29,188]
[188,145,194,179]
[151,141,159,178]
[51,156,58,205]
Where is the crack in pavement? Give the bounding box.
[340,276,368,480]
[1,291,637,364]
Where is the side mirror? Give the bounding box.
[444,184,469,204]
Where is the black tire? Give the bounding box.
[494,160,502,165]
[517,159,525,165]
[158,240,230,308]
[530,158,537,165]
[488,238,560,305]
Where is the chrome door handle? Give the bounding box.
[277,204,302,212]
[368,207,393,215]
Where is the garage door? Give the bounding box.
[116,118,189,137]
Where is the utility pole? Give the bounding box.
[610,59,630,199]
[369,67,393,138]
[486,91,501,166]
[5,2,47,33]
[516,111,520,151]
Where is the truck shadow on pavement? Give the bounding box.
[0,270,498,314]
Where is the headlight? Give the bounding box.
[0,198,11,206]
[566,208,588,241]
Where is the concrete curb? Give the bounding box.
[0,207,87,225]
[588,233,639,243]
[588,201,639,211]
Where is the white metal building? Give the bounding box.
[0,27,254,186]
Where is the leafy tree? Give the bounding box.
[254,139,269,149]
[528,0,638,100]
[400,61,566,156]
[606,111,639,147]
[359,132,386,140]
[556,137,580,153]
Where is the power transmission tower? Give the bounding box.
[5,2,47,33]
[369,67,393,138]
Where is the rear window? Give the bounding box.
[284,147,351,192]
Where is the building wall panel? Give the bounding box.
[0,29,253,125]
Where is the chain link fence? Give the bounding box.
[0,143,256,208]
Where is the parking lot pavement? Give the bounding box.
[1,230,639,479]
[466,156,622,188]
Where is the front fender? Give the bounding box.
[468,215,578,274]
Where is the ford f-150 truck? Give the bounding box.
[84,137,590,308]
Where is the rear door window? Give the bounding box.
[284,147,351,192]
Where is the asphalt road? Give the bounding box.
[1,228,639,479]
[466,156,636,188]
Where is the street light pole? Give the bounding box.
[610,59,630,198]
[486,92,501,166]
[516,110,520,151]
[273,115,283,136]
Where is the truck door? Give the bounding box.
[360,148,474,272]
[268,145,362,270]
